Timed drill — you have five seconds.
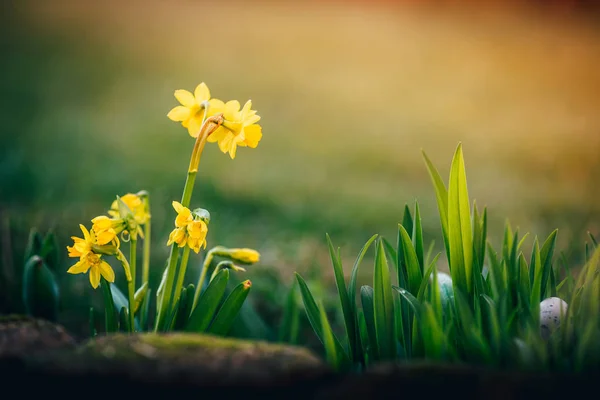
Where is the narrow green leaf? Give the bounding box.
[373,240,396,360]
[530,238,543,309]
[382,237,398,270]
[357,310,372,365]
[173,287,190,331]
[349,234,378,314]
[24,229,43,265]
[398,224,423,294]
[417,253,441,302]
[119,307,130,332]
[360,285,378,361]
[422,150,449,253]
[101,278,117,333]
[588,231,598,248]
[402,204,414,240]
[89,307,97,338]
[539,229,558,301]
[110,282,141,331]
[208,280,252,335]
[319,301,342,370]
[296,273,349,362]
[447,143,473,295]
[392,285,421,320]
[133,282,148,315]
[40,231,59,271]
[412,202,424,272]
[279,279,299,343]
[326,233,357,361]
[185,269,229,332]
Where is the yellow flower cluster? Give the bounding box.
[167,201,208,253]
[92,193,150,244]
[167,82,262,159]
[66,225,116,289]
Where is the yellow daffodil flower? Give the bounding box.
[67,252,115,289]
[186,220,208,253]
[92,216,125,246]
[166,201,209,253]
[67,224,95,258]
[109,193,150,225]
[66,224,118,289]
[207,99,262,159]
[173,201,192,227]
[167,82,219,137]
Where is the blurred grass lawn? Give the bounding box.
[1,0,599,334]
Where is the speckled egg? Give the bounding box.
[539,297,568,340]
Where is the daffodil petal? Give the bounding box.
[172,201,184,213]
[67,259,90,274]
[208,99,225,115]
[98,261,115,283]
[187,115,202,137]
[194,82,210,103]
[207,127,226,143]
[89,266,101,289]
[79,224,91,242]
[167,106,191,122]
[174,89,196,107]
[244,124,262,148]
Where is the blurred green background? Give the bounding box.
[1,0,599,337]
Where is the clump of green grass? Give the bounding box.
[295,143,600,372]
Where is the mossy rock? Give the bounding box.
[3,332,335,398]
[0,315,75,356]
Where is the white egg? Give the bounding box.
[539,297,568,340]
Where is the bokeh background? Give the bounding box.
[1,0,599,338]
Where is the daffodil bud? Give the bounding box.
[23,255,59,322]
[209,246,260,265]
[192,207,211,224]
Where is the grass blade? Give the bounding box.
[373,239,396,360]
[319,302,342,370]
[398,224,423,294]
[361,285,379,361]
[326,233,357,361]
[539,229,558,300]
[296,272,349,363]
[412,202,424,272]
[447,143,473,296]
[422,150,449,256]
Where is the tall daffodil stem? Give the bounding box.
[142,197,151,288]
[130,239,137,288]
[155,114,223,332]
[116,249,135,332]
[172,246,191,315]
[192,249,215,311]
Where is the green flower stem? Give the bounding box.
[192,249,215,311]
[116,249,135,332]
[130,238,137,288]
[172,246,191,314]
[142,197,151,288]
[155,114,223,332]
